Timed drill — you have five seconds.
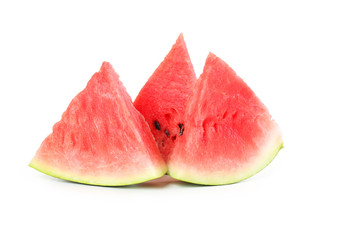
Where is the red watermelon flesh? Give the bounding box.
[134,34,196,162]
[167,53,283,185]
[30,62,167,186]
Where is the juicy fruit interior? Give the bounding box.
[167,53,283,185]
[134,34,196,162]
[30,62,167,186]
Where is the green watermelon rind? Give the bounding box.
[29,159,167,186]
[168,128,283,186]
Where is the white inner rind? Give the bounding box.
[168,125,283,185]
[29,156,167,186]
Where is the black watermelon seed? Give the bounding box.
[164,129,170,137]
[154,121,161,130]
[178,123,184,136]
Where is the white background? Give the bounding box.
[1,1,359,239]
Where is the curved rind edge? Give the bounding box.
[168,130,283,186]
[29,160,167,186]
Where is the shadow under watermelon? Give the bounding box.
[49,174,215,188]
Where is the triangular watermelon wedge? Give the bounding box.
[134,33,197,161]
[167,53,283,185]
[30,62,167,186]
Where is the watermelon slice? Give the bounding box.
[134,33,196,161]
[167,53,283,185]
[30,62,167,186]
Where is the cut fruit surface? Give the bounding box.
[167,53,283,185]
[30,62,167,186]
[134,34,196,162]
